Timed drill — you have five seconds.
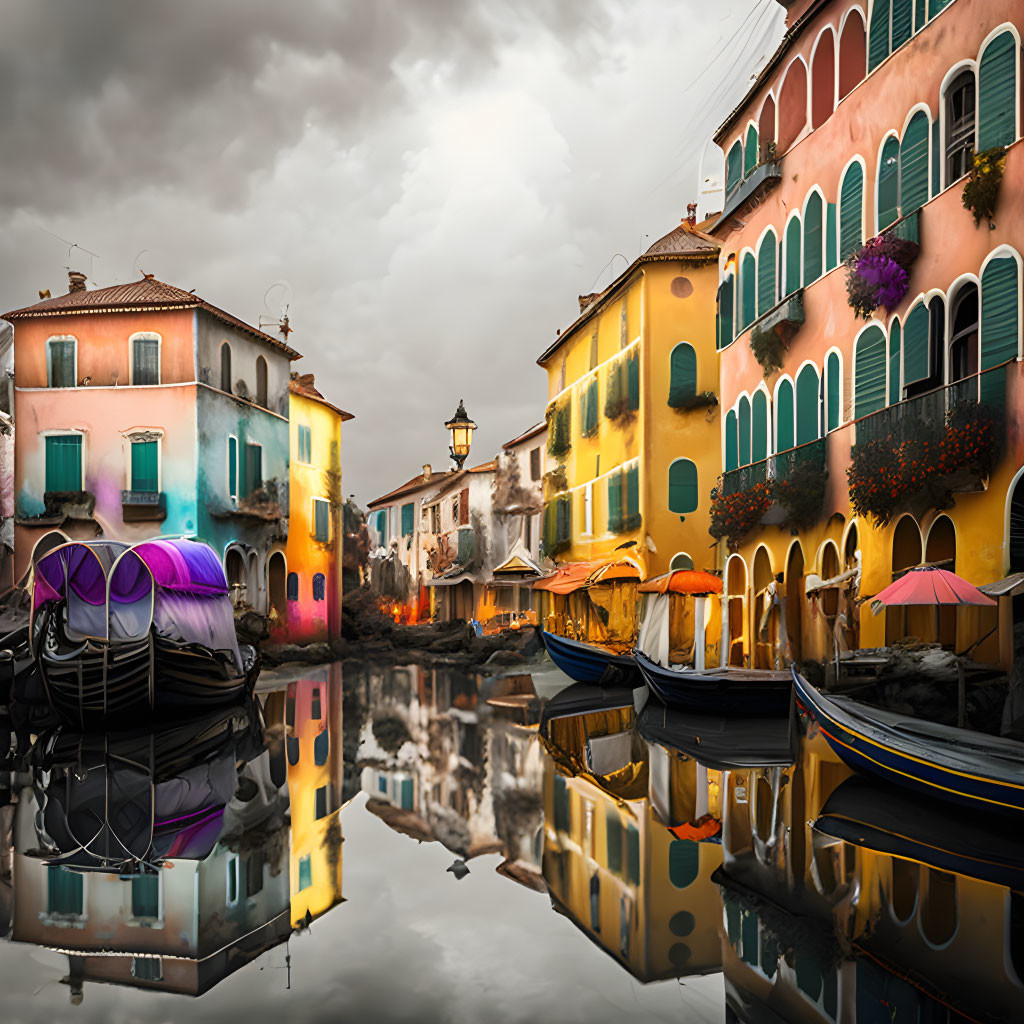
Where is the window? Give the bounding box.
[725,409,738,471]
[854,325,887,418]
[838,11,866,100]
[131,958,163,982]
[902,302,931,388]
[583,481,593,535]
[826,352,841,431]
[978,31,1018,151]
[757,231,777,317]
[981,255,1020,372]
[297,424,312,463]
[287,571,299,601]
[785,217,801,295]
[899,111,930,216]
[220,342,232,393]
[811,29,835,129]
[315,785,329,819]
[530,446,541,481]
[744,124,759,176]
[314,728,329,766]
[227,436,238,503]
[131,334,160,385]
[668,459,698,515]
[740,252,756,330]
[668,840,700,889]
[752,390,768,462]
[604,348,639,418]
[839,162,864,260]
[589,874,601,932]
[132,874,159,918]
[312,572,326,601]
[47,865,83,915]
[717,276,735,349]
[580,376,599,436]
[130,439,158,493]
[803,192,824,285]
[877,135,900,231]
[948,284,979,382]
[670,552,694,571]
[607,463,640,533]
[796,364,820,445]
[726,140,743,195]
[889,319,902,405]
[298,854,312,891]
[245,443,262,494]
[399,501,413,537]
[256,355,268,407]
[47,337,76,388]
[776,378,795,451]
[667,343,697,407]
[45,435,83,492]
[246,851,265,898]
[738,396,751,466]
[945,70,976,184]
[227,857,239,904]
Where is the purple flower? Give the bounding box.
[856,253,908,312]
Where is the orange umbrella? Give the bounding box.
[639,569,722,595]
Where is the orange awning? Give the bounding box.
[639,569,723,595]
[532,559,641,595]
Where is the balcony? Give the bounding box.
[749,291,805,374]
[122,490,167,523]
[17,490,97,527]
[721,437,826,497]
[881,208,920,245]
[714,161,783,230]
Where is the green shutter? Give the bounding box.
[608,472,623,533]
[132,337,160,385]
[776,379,795,452]
[978,32,1018,151]
[626,825,640,885]
[757,231,777,316]
[726,141,743,194]
[48,865,84,915]
[927,0,951,16]
[752,390,768,462]
[47,340,76,388]
[669,840,700,889]
[738,397,751,466]
[131,440,158,492]
[581,376,599,435]
[891,0,912,50]
[839,162,863,259]
[297,424,311,463]
[668,459,698,514]
[930,119,940,197]
[719,277,735,348]
[228,437,238,498]
[826,352,840,431]
[803,192,823,285]
[785,217,802,295]
[627,348,640,411]
[741,252,756,329]
[298,854,312,891]
[877,135,900,230]
[796,365,820,445]
[855,325,887,418]
[401,501,414,537]
[744,125,759,176]
[825,203,838,272]
[868,0,891,71]
[725,410,738,471]
[132,874,159,918]
[606,809,623,875]
[45,435,82,492]
[981,256,1020,369]
[625,463,640,526]
[903,303,930,384]
[888,320,901,405]
[899,111,930,215]
[668,344,697,407]
[914,0,925,30]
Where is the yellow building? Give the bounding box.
[536,214,720,646]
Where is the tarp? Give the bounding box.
[639,570,722,595]
[533,559,640,594]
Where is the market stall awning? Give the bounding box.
[639,569,722,595]
[491,544,543,580]
[532,559,641,595]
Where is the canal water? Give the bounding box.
[0,660,1019,1023]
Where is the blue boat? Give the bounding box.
[793,669,1024,816]
[635,649,791,716]
[540,629,638,685]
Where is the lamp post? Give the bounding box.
[445,399,477,470]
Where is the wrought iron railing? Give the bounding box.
[721,437,826,497]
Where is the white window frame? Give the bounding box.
[128,331,162,386]
[311,496,331,542]
[227,434,239,505]
[46,335,78,389]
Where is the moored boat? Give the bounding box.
[539,629,638,685]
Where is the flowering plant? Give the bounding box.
[962,146,1006,228]
[709,481,771,545]
[750,323,786,377]
[772,454,828,531]
[845,234,920,319]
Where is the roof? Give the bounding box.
[289,376,354,421]
[2,276,302,359]
[533,559,641,595]
[367,469,455,510]
[502,422,546,450]
[469,460,497,473]
[538,220,719,365]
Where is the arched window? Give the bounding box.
[877,135,900,231]
[744,124,759,176]
[220,342,232,394]
[740,252,756,330]
[668,459,699,514]
[981,254,1020,373]
[717,276,735,350]
[776,378,795,452]
[811,30,835,129]
[670,552,694,571]
[796,364,820,445]
[899,111,930,216]
[256,355,268,407]
[868,0,891,72]
[725,409,739,472]
[777,59,808,152]
[757,230,777,316]
[891,0,913,52]
[268,552,287,616]
[726,140,743,195]
[826,351,841,431]
[758,96,776,155]
[902,302,931,388]
[855,325,887,418]
[752,390,769,463]
[738,396,751,466]
[839,161,864,260]
[668,343,698,407]
[803,192,824,285]
[948,283,979,382]
[978,31,1018,151]
[838,11,866,99]
[312,573,326,602]
[668,840,700,888]
[286,572,299,601]
[785,216,802,295]
[889,319,902,405]
[945,69,976,185]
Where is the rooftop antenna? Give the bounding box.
[133,250,151,278]
[260,280,294,339]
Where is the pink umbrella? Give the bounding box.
[874,567,997,607]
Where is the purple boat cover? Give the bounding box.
[131,539,229,595]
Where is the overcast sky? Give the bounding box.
[0,0,785,506]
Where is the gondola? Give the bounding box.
[635,649,792,715]
[793,669,1024,816]
[8,538,260,729]
[539,629,639,685]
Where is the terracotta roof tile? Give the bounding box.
[289,376,354,421]
[502,422,546,450]
[367,469,457,509]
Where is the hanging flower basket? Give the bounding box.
[750,323,787,377]
[772,451,828,531]
[845,234,920,320]
[709,480,772,546]
[962,146,1006,228]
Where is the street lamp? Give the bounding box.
[445,399,477,470]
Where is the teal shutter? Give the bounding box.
[131,440,159,492]
[45,435,82,492]
[625,463,640,524]
[606,810,623,875]
[297,424,311,462]
[581,376,598,434]
[978,32,1018,150]
[744,125,759,176]
[48,866,84,915]
[608,473,623,532]
[669,840,700,889]
[776,379,795,451]
[981,256,1020,369]
[668,344,697,407]
[752,390,768,462]
[803,192,823,285]
[132,874,159,918]
[741,252,756,329]
[796,365,819,445]
[718,277,735,349]
[914,0,925,31]
[825,203,838,272]
[298,854,312,891]
[877,136,900,230]
[927,0,951,16]
[888,320,901,404]
[726,141,743,195]
[627,348,640,410]
[891,0,912,50]
[930,119,940,197]
[839,162,864,259]
[855,325,887,418]
[899,111,930,215]
[868,0,891,71]
[757,231,777,316]
[738,396,751,466]
[668,460,698,514]
[826,352,840,431]
[228,437,238,498]
[785,217,802,295]
[903,303,930,384]
[245,444,262,493]
[725,410,738,471]
[401,501,414,536]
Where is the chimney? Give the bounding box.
[686,203,698,227]
[422,464,432,481]
[67,270,87,293]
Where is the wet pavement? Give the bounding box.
[0,660,1019,1023]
